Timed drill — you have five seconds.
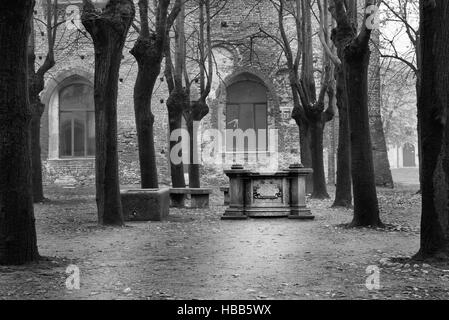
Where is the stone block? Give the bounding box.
[121,188,170,222]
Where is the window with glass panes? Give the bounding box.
[226,79,268,152]
[59,83,95,157]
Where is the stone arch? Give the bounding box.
[40,67,94,105]
[40,68,94,160]
[216,67,280,108]
[211,41,241,64]
[208,68,281,159]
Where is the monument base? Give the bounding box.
[221,208,248,220]
[288,208,315,220]
[222,164,314,221]
[246,208,290,218]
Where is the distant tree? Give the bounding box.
[264,0,334,199]
[183,0,213,188]
[164,2,189,188]
[82,0,135,225]
[329,0,383,227]
[28,0,61,203]
[380,0,421,188]
[368,30,394,188]
[0,0,40,265]
[317,0,353,206]
[381,62,416,148]
[130,0,181,189]
[415,0,449,260]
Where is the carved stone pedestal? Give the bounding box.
[221,164,314,220]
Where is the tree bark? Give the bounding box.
[28,61,47,203]
[345,42,381,227]
[28,5,57,203]
[415,0,449,260]
[184,100,209,188]
[131,0,167,189]
[167,89,188,188]
[164,1,187,188]
[30,101,45,202]
[369,33,394,188]
[299,119,313,193]
[0,0,40,265]
[330,0,382,227]
[333,65,352,207]
[82,0,135,225]
[310,114,330,199]
[183,0,212,189]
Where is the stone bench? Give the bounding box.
[170,188,212,209]
[121,188,170,222]
[220,187,230,205]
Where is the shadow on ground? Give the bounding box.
[1,180,449,300]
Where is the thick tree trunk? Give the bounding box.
[131,39,160,189]
[130,0,179,189]
[310,118,330,199]
[370,114,394,188]
[0,0,40,265]
[369,31,394,188]
[167,89,188,188]
[186,119,200,188]
[27,8,55,204]
[333,66,352,207]
[299,120,313,194]
[82,0,135,226]
[328,117,337,186]
[415,0,449,260]
[345,43,382,227]
[184,100,209,189]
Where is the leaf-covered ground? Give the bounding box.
[1,170,449,300]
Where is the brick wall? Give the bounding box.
[35,0,330,187]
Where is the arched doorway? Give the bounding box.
[403,143,416,167]
[225,73,268,153]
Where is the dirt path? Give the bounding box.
[1,185,449,300]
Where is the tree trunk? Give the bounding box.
[131,39,161,189]
[0,0,40,265]
[369,31,394,188]
[186,118,200,188]
[82,0,135,226]
[30,101,45,202]
[345,43,382,227]
[299,120,313,194]
[184,99,209,189]
[415,0,449,260]
[27,5,56,203]
[328,117,336,186]
[167,89,187,188]
[333,66,352,207]
[310,118,330,199]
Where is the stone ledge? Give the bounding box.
[121,188,170,222]
[170,188,212,195]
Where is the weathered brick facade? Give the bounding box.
[34,0,387,187]
[34,0,304,187]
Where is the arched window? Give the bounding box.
[59,83,95,157]
[226,74,268,152]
